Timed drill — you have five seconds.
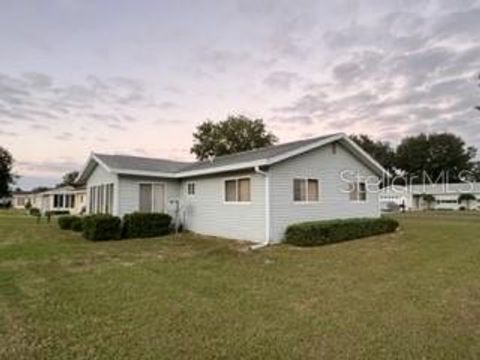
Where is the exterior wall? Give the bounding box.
[86,164,119,214]
[179,171,266,243]
[117,175,181,218]
[12,194,33,209]
[269,143,381,243]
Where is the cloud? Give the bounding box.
[16,159,81,176]
[263,71,302,90]
[30,124,51,131]
[273,2,480,145]
[0,72,180,134]
[54,132,73,141]
[0,129,17,137]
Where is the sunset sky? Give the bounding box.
[1,0,479,189]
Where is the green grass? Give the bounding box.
[1,210,480,359]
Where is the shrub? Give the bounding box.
[82,214,122,241]
[58,215,79,230]
[71,217,84,232]
[285,217,399,247]
[29,207,41,217]
[122,212,172,239]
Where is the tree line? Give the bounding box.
[1,112,480,198]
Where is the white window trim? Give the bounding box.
[138,182,166,212]
[186,181,196,197]
[293,178,321,204]
[349,182,367,203]
[223,176,252,205]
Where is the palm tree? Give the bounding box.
[458,193,476,210]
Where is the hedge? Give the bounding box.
[122,212,172,239]
[285,217,399,247]
[71,217,84,232]
[58,215,80,230]
[82,214,122,241]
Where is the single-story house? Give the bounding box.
[34,186,87,215]
[12,191,34,209]
[12,186,87,214]
[77,133,389,244]
[380,183,480,211]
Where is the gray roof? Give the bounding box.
[180,134,337,172]
[92,133,347,176]
[94,153,191,174]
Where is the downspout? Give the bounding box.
[251,166,270,250]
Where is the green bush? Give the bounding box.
[285,217,399,247]
[71,217,84,232]
[82,214,122,241]
[122,212,172,239]
[58,215,80,230]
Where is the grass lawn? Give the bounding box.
[1,210,480,359]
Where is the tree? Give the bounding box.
[458,193,476,210]
[191,115,278,160]
[0,147,14,198]
[395,133,476,184]
[31,186,50,193]
[59,171,79,187]
[349,134,396,173]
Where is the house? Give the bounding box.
[380,183,480,211]
[34,186,87,215]
[12,186,87,214]
[77,133,389,244]
[12,191,34,209]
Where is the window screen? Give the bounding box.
[139,184,152,213]
[225,180,237,202]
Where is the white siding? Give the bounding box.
[117,175,180,218]
[86,164,119,214]
[180,172,266,243]
[269,142,381,243]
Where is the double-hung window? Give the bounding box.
[293,178,319,202]
[224,178,251,203]
[349,182,367,201]
[139,183,165,213]
[187,182,196,196]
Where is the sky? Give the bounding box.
[1,0,479,189]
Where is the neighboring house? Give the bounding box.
[12,186,87,214]
[34,186,87,215]
[77,133,389,244]
[12,191,34,209]
[380,183,480,211]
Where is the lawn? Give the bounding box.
[1,210,480,359]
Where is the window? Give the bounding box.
[350,182,367,202]
[88,184,114,214]
[293,178,319,202]
[187,182,195,196]
[139,183,164,213]
[224,178,251,202]
[225,180,237,202]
